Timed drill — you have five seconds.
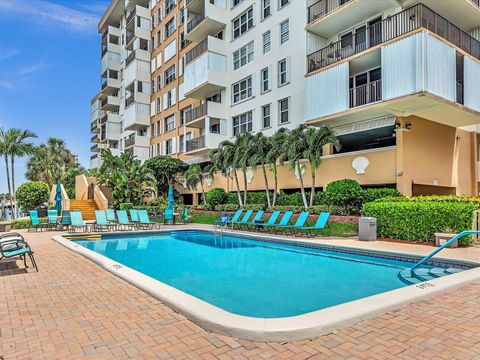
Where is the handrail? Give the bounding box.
[410,230,480,270]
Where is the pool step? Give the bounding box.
[398,266,460,285]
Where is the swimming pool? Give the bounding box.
[73,230,470,318]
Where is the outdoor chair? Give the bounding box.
[254,211,281,232]
[138,210,156,230]
[0,234,38,272]
[59,210,71,230]
[28,210,48,232]
[242,210,265,229]
[274,212,310,235]
[232,210,253,229]
[214,213,231,229]
[69,211,88,233]
[268,211,293,234]
[302,212,330,237]
[106,209,117,224]
[47,210,59,230]
[129,209,140,223]
[116,210,135,231]
[93,210,115,232]
[225,210,242,227]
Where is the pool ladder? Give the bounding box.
[398,230,480,284]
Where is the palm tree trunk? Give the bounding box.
[4,155,13,218]
[11,157,16,219]
[297,162,308,210]
[309,169,316,208]
[233,170,243,206]
[272,163,278,206]
[200,181,206,207]
[243,171,248,205]
[262,164,271,207]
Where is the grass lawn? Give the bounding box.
[189,213,358,238]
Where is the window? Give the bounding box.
[232,77,252,104]
[262,104,271,128]
[156,120,161,135]
[164,65,176,85]
[261,67,269,92]
[232,0,244,8]
[233,111,253,136]
[180,105,191,125]
[165,18,175,38]
[279,98,289,124]
[232,7,253,40]
[278,58,288,86]
[179,32,190,49]
[263,31,271,54]
[165,139,173,154]
[206,92,221,103]
[262,0,271,19]
[179,7,185,24]
[166,90,173,108]
[164,115,175,132]
[233,41,254,70]
[279,0,289,8]
[165,0,175,14]
[280,20,289,44]
[157,75,162,90]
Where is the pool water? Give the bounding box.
[76,230,463,318]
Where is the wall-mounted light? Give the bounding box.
[394,121,413,132]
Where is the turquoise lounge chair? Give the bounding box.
[233,210,253,229]
[94,210,114,232]
[138,210,155,230]
[106,209,117,223]
[69,211,88,233]
[268,211,293,233]
[254,210,281,232]
[0,235,37,272]
[225,210,243,227]
[242,210,265,229]
[129,209,140,223]
[275,211,310,235]
[60,210,71,230]
[47,210,59,230]
[29,210,48,232]
[117,210,134,230]
[302,212,330,237]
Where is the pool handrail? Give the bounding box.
[410,230,480,271]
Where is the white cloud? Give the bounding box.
[0,49,19,61]
[0,0,100,34]
[0,61,45,92]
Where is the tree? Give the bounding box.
[284,125,309,209]
[143,155,188,196]
[15,181,49,212]
[98,150,156,208]
[235,133,254,205]
[266,128,288,206]
[25,137,79,188]
[217,140,243,206]
[250,133,272,207]
[184,164,207,207]
[304,126,340,207]
[0,127,13,213]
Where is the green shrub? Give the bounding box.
[215,203,264,212]
[361,188,400,203]
[276,192,306,206]
[374,195,480,204]
[119,203,134,210]
[267,205,305,213]
[362,201,477,246]
[325,179,363,214]
[10,217,46,229]
[247,192,268,205]
[149,196,168,207]
[309,204,350,216]
[15,181,50,212]
[205,188,227,209]
[226,192,240,204]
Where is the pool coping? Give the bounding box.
[52,229,480,342]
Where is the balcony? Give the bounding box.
[123,49,150,85]
[124,103,150,131]
[126,7,136,26]
[100,95,120,111]
[91,123,100,133]
[349,80,382,108]
[125,94,135,108]
[186,135,205,152]
[185,36,224,65]
[184,125,227,155]
[307,4,480,74]
[101,51,121,74]
[124,135,149,149]
[306,0,392,38]
[91,135,99,143]
[184,101,226,127]
[185,1,226,43]
[184,51,227,99]
[101,77,121,94]
[91,144,98,152]
[100,112,120,125]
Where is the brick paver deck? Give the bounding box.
[1,230,480,359]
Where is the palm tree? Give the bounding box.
[266,128,288,206]
[184,164,207,206]
[284,125,309,209]
[0,128,13,212]
[235,133,253,205]
[304,126,340,207]
[7,128,37,218]
[217,140,243,206]
[250,132,272,207]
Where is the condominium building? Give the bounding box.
[90,0,152,169]
[91,0,480,199]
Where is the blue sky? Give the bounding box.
[0,0,109,193]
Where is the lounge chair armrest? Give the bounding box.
[0,239,28,251]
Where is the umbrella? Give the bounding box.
[167,185,174,211]
[54,183,63,211]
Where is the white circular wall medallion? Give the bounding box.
[352,156,369,175]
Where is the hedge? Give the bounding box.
[362,201,478,246]
[215,204,265,212]
[375,195,480,204]
[10,218,47,229]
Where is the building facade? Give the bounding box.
[91,0,480,199]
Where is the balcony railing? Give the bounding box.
[457,80,464,105]
[101,46,107,57]
[349,79,382,108]
[91,123,98,132]
[126,8,136,25]
[125,136,136,148]
[307,4,480,73]
[126,50,136,67]
[187,12,205,33]
[308,0,353,24]
[91,145,98,151]
[90,154,98,160]
[185,38,208,65]
[126,31,134,45]
[186,0,194,6]
[186,135,205,152]
[125,95,135,108]
[185,103,207,123]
